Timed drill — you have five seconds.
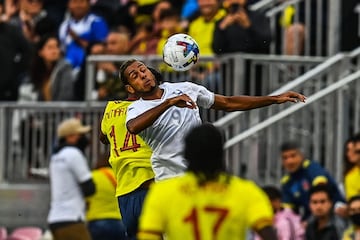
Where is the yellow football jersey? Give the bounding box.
[138,173,273,240]
[345,166,360,200]
[101,101,154,197]
[86,167,121,221]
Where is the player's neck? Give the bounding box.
[141,87,163,100]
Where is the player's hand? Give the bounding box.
[168,94,197,109]
[276,91,306,104]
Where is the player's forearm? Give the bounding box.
[127,100,173,134]
[212,95,279,111]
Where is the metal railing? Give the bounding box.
[263,0,340,56]
[216,47,360,185]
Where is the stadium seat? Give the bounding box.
[9,227,42,240]
[0,227,8,240]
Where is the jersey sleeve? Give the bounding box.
[188,82,215,108]
[138,183,166,240]
[68,149,92,183]
[246,182,274,231]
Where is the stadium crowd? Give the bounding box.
[0,0,359,240]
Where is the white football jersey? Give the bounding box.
[126,82,215,181]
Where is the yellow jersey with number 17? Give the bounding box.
[138,173,273,240]
[101,101,154,197]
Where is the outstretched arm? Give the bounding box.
[127,94,196,134]
[211,91,306,112]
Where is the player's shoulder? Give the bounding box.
[231,176,262,191]
[106,100,132,108]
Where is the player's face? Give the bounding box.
[309,192,332,218]
[281,149,303,173]
[124,61,157,96]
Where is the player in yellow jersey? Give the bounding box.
[100,97,154,240]
[86,153,127,240]
[138,123,276,240]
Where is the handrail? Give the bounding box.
[249,0,277,12]
[224,70,360,149]
[349,46,360,58]
[266,0,303,17]
[214,53,345,127]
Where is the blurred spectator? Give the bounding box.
[94,30,130,100]
[281,0,327,56]
[20,34,74,101]
[345,134,360,200]
[305,185,347,240]
[259,185,305,240]
[128,0,172,55]
[212,0,271,54]
[279,141,346,221]
[1,0,19,21]
[8,0,56,43]
[128,20,156,55]
[155,8,183,55]
[187,0,225,82]
[188,0,225,56]
[86,151,127,240]
[180,0,199,29]
[112,0,138,37]
[0,2,32,101]
[59,0,109,74]
[343,136,358,181]
[152,0,172,35]
[342,195,360,240]
[48,118,95,240]
[90,0,121,27]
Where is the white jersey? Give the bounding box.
[47,146,92,224]
[126,82,215,181]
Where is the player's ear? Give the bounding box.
[125,84,135,94]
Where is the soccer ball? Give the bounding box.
[162,33,200,72]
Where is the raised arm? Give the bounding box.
[127,94,197,134]
[211,91,306,111]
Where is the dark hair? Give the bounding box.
[185,123,226,181]
[159,8,179,22]
[119,59,138,85]
[348,195,360,206]
[30,33,59,90]
[280,141,300,152]
[262,186,282,200]
[119,59,163,85]
[309,184,333,201]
